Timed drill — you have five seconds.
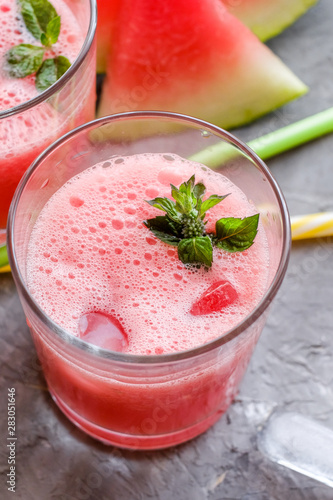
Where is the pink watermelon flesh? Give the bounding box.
[222,0,317,41]
[96,0,122,73]
[95,0,316,73]
[98,0,307,130]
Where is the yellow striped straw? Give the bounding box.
[291,212,333,240]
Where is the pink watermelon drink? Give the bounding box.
[8,112,291,449]
[0,0,96,234]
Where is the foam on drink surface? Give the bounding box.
[27,153,270,355]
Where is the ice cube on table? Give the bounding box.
[257,411,333,488]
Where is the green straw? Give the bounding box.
[0,245,8,269]
[191,107,333,167]
[249,107,333,160]
[1,107,333,271]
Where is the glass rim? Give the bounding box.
[7,111,291,365]
[0,0,97,120]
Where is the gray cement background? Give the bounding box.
[1,1,333,498]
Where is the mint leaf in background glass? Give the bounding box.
[35,55,71,92]
[40,15,61,46]
[178,236,213,267]
[53,54,71,76]
[6,44,44,78]
[215,214,259,252]
[20,1,43,40]
[20,0,59,42]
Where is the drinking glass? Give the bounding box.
[0,0,97,243]
[7,111,291,449]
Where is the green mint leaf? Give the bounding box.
[53,54,71,76]
[215,214,259,252]
[146,197,180,222]
[20,1,43,40]
[35,55,71,92]
[147,230,180,246]
[193,183,205,216]
[193,182,206,201]
[178,236,213,268]
[178,175,195,196]
[20,0,58,42]
[175,176,200,214]
[144,215,182,235]
[170,185,195,215]
[5,44,44,78]
[200,193,230,216]
[40,15,61,46]
[144,216,182,246]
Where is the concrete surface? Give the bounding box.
[1,1,333,498]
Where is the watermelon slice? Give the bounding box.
[222,0,318,41]
[95,0,316,74]
[96,0,122,73]
[98,0,307,130]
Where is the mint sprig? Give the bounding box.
[6,44,44,78]
[40,15,61,47]
[36,56,71,92]
[5,0,70,92]
[144,175,259,268]
[20,0,59,44]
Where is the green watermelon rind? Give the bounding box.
[226,0,318,41]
